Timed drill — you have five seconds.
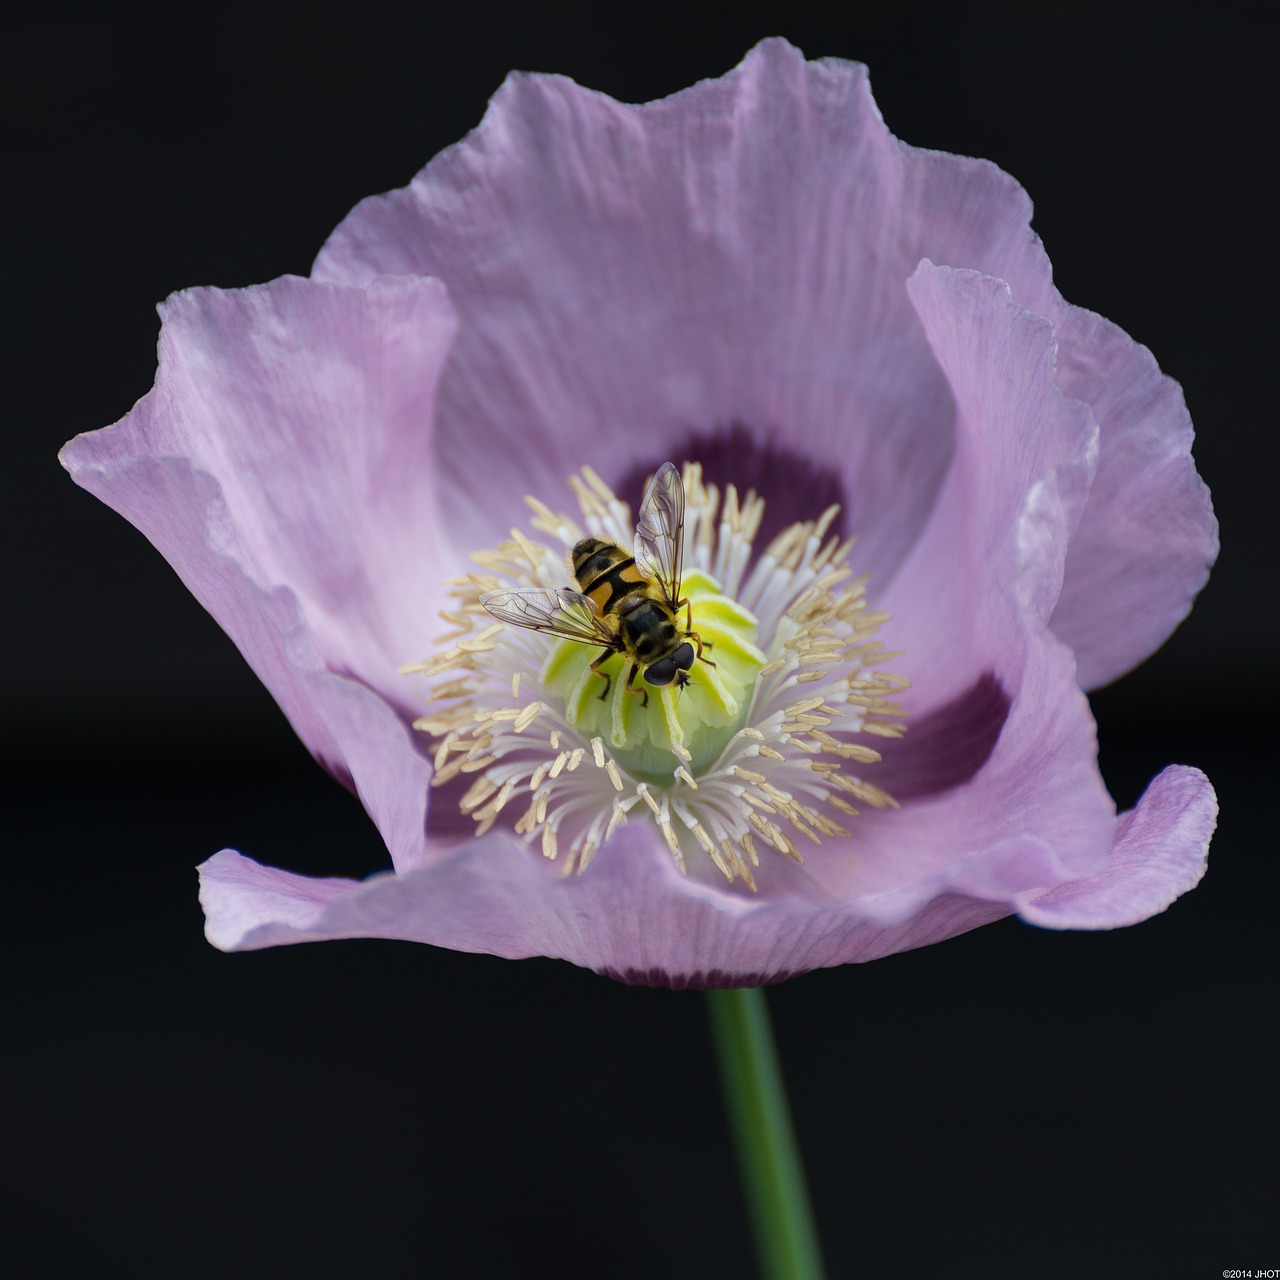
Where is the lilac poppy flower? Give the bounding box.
[61,40,1217,987]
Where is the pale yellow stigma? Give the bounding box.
[401,463,908,889]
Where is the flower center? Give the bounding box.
[541,566,765,783]
[403,463,907,890]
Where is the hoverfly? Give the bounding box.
[481,463,713,704]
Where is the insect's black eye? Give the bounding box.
[672,642,695,671]
[644,656,678,686]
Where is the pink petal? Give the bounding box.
[1048,305,1218,688]
[1018,766,1216,928]
[61,274,459,719]
[199,829,1013,984]
[198,764,1212,982]
[198,763,1212,981]
[313,39,1056,592]
[884,264,1098,713]
[833,624,1113,919]
[775,263,1114,913]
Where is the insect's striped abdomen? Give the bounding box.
[572,537,647,615]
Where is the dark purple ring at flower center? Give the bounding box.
[615,425,850,554]
[871,672,1011,801]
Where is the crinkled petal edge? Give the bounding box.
[199,764,1214,983]
[1017,764,1216,929]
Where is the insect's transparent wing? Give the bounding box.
[480,587,616,647]
[633,461,685,605]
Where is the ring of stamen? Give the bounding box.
[401,463,907,889]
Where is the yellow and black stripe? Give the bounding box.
[572,537,647,614]
[570,535,686,679]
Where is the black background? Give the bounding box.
[6,4,1275,1277]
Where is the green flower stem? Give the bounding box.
[705,986,827,1280]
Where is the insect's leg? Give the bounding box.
[624,662,648,709]
[590,649,614,700]
[683,600,715,661]
[688,630,717,668]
